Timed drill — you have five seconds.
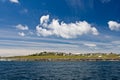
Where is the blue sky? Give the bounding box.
[0,0,120,56]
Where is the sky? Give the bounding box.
[0,0,120,56]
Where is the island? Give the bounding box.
[1,52,120,61]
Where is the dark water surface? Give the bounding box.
[0,61,120,80]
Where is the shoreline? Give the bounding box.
[1,52,120,61]
[1,58,120,61]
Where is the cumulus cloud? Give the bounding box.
[84,43,97,47]
[9,0,19,3]
[18,32,25,37]
[108,21,120,31]
[40,15,49,24]
[16,24,29,30]
[36,15,99,39]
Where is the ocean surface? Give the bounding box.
[0,61,120,80]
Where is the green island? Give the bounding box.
[1,52,120,61]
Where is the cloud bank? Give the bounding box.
[36,15,99,39]
[9,0,19,3]
[108,21,120,31]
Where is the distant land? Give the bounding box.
[1,52,120,61]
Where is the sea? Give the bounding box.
[0,61,120,80]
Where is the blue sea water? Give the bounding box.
[0,61,120,80]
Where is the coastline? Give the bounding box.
[1,58,120,61]
[1,52,120,61]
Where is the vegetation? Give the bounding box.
[1,52,120,61]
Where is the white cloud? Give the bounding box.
[84,43,96,47]
[36,26,52,37]
[36,15,99,39]
[16,24,29,30]
[9,0,19,3]
[18,32,25,37]
[40,15,49,24]
[108,21,120,31]
[91,27,99,35]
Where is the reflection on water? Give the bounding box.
[0,61,120,80]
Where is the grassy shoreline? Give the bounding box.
[1,52,120,61]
